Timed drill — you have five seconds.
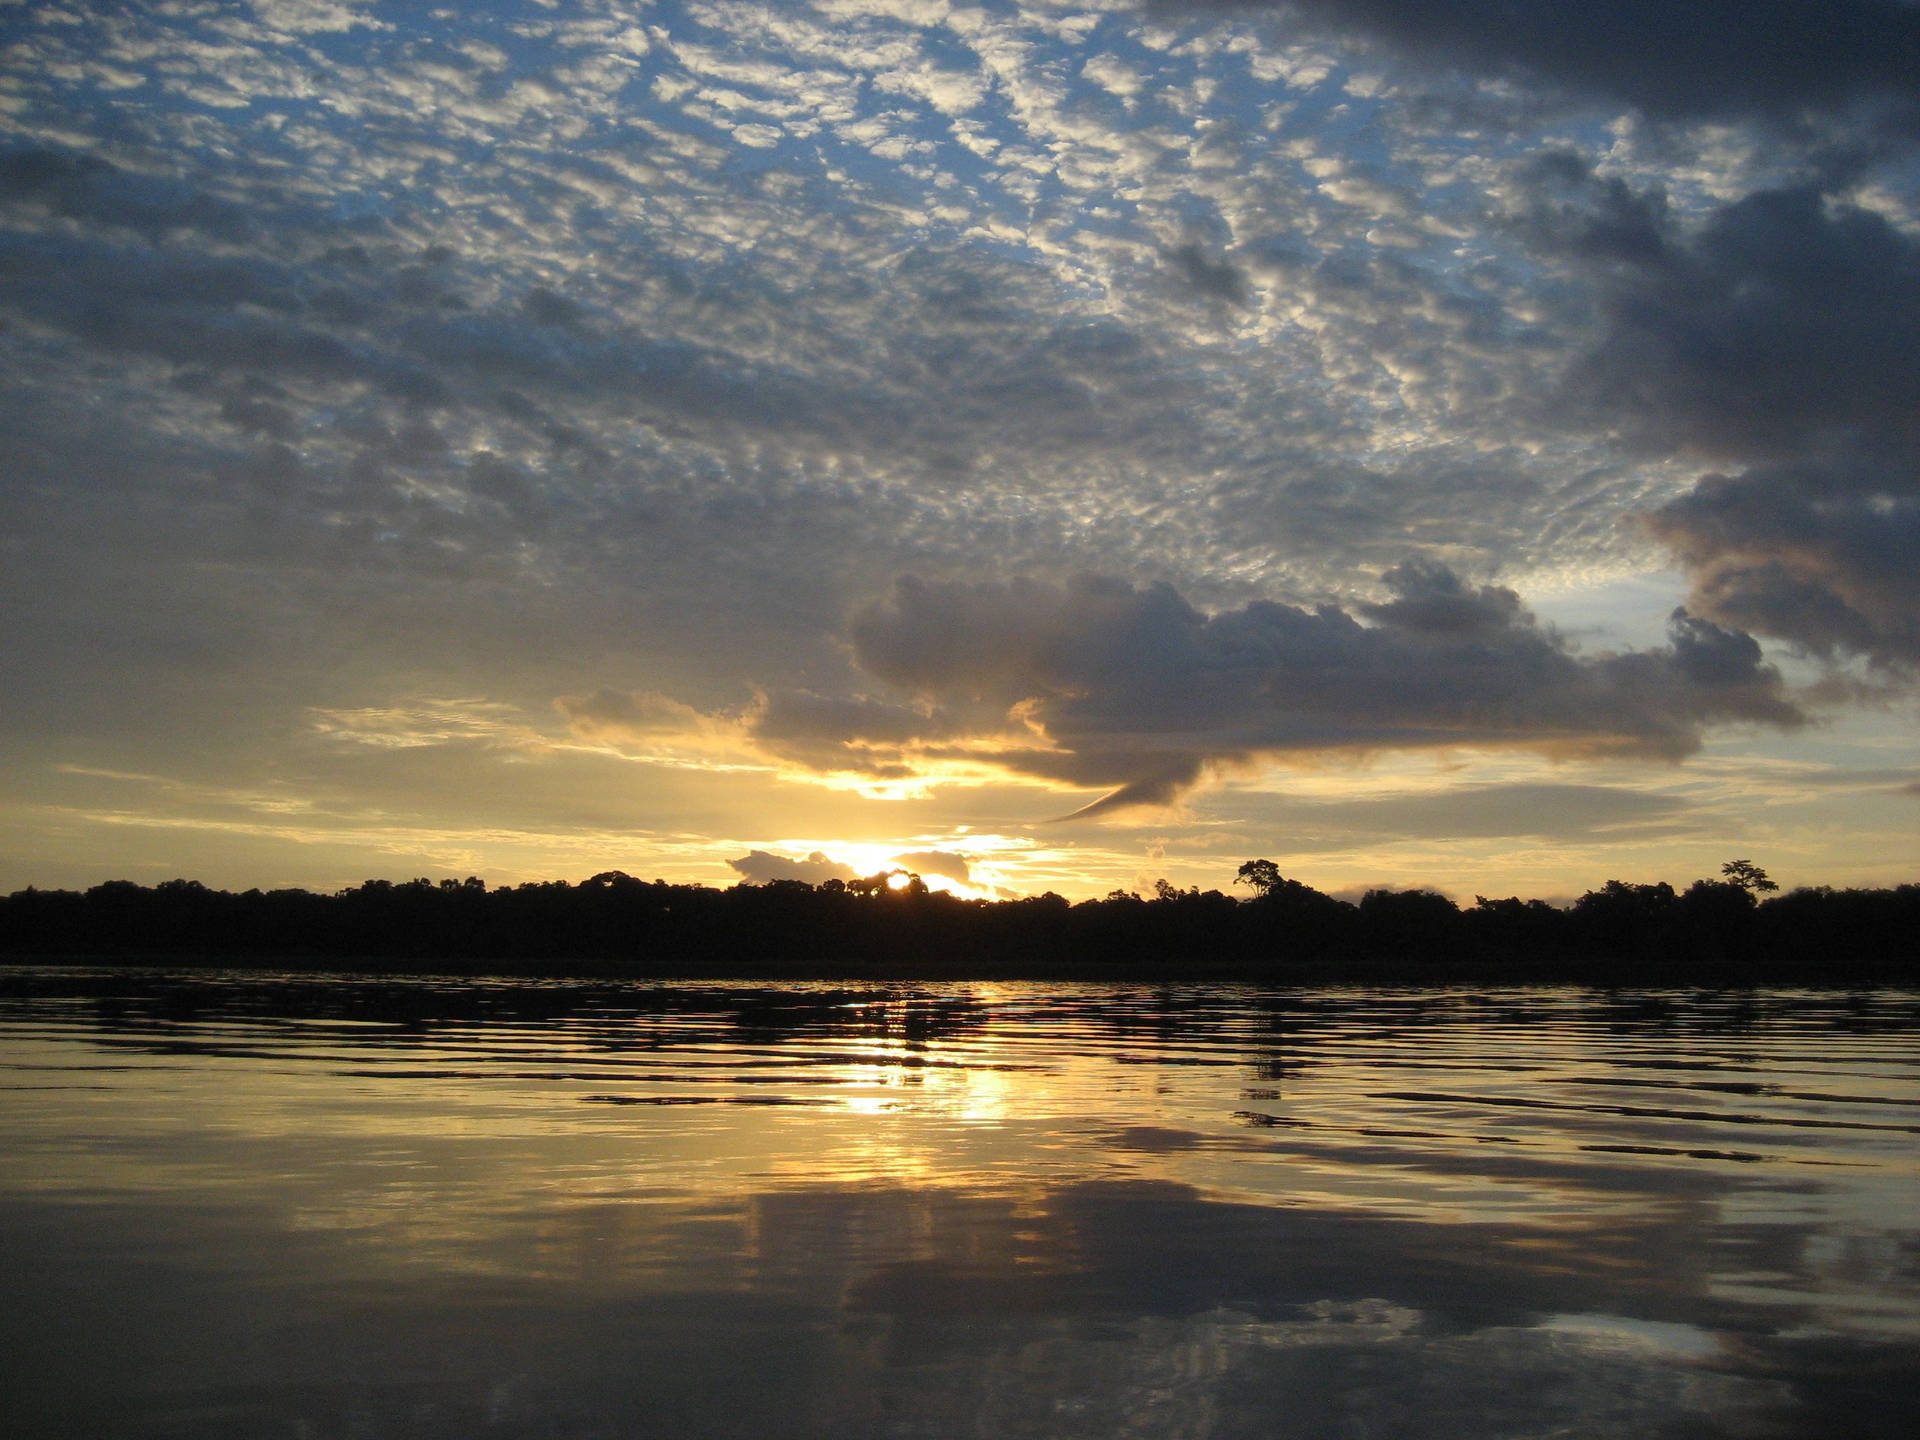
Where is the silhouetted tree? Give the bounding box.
[1465,896,1568,961]
[1238,870,1354,962]
[1678,877,1759,961]
[0,866,1912,980]
[1359,888,1462,960]
[1235,859,1284,896]
[1720,859,1778,894]
[1574,879,1678,956]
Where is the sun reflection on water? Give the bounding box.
[2,978,1916,1437]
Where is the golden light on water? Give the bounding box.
[8,979,1918,1436]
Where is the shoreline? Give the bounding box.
[5,953,1914,989]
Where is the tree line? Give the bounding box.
[0,860,1912,982]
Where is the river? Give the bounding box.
[2,972,1916,1438]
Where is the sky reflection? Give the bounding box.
[2,975,1917,1437]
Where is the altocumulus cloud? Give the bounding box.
[1164,2,1920,675]
[2,0,1915,894]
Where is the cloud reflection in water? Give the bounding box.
[1,977,1916,1438]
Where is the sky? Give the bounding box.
[2,0,1917,902]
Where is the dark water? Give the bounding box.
[2,972,1917,1439]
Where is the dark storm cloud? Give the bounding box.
[1564,183,1920,467]
[840,564,1800,816]
[1508,151,1672,268]
[1647,470,1920,666]
[1354,561,1526,636]
[1179,2,1920,123]
[1520,158,1920,666]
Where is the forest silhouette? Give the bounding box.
[1,862,1913,983]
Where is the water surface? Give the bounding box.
[3,972,1917,1438]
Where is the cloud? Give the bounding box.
[746,690,960,779]
[557,689,719,741]
[752,690,954,750]
[727,849,857,885]
[1205,781,1695,845]
[552,560,1805,819]
[0,146,259,244]
[1165,241,1251,305]
[1646,471,1920,667]
[310,699,546,751]
[245,1,387,39]
[555,690,772,767]
[2,0,1912,897]
[1185,1,1920,123]
[1522,161,1920,667]
[835,564,1802,815]
[1563,183,1920,468]
[890,849,972,883]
